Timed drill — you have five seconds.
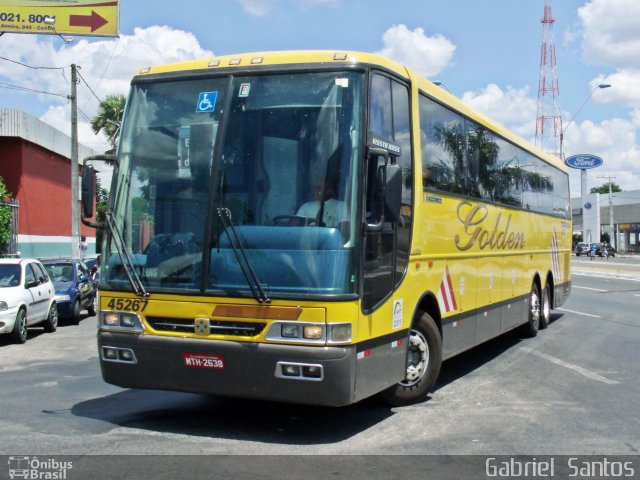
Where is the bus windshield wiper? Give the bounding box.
[105,211,149,297]
[216,207,270,304]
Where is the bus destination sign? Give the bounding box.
[565,154,603,170]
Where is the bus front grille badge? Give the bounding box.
[194,318,210,336]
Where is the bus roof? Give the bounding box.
[134,49,566,172]
[134,50,408,77]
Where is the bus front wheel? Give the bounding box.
[382,311,442,407]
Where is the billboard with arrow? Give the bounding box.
[0,1,119,37]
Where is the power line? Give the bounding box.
[83,36,120,110]
[0,81,68,99]
[0,55,66,71]
[77,105,94,125]
[77,69,102,104]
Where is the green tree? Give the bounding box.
[0,177,13,253]
[590,182,622,194]
[91,94,126,151]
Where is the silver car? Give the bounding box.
[0,258,57,344]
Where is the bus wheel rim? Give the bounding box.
[530,289,540,329]
[543,289,550,323]
[401,328,429,387]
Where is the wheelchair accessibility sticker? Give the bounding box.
[196,91,218,113]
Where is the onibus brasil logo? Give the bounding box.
[8,456,72,479]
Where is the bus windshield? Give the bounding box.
[104,70,363,297]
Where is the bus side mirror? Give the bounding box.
[81,165,95,218]
[80,154,114,229]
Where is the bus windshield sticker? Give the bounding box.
[238,83,251,97]
[335,78,349,88]
[371,136,401,156]
[196,91,218,113]
[392,299,403,329]
[425,194,442,204]
[177,126,191,178]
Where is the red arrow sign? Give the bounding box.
[69,10,108,32]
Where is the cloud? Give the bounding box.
[576,0,640,117]
[560,117,639,195]
[300,0,340,5]
[462,84,537,130]
[374,24,456,78]
[0,26,213,152]
[236,0,275,16]
[578,0,640,69]
[462,84,640,194]
[586,71,640,109]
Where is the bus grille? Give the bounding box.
[146,317,266,337]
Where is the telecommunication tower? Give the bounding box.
[535,0,562,158]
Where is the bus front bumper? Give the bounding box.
[97,331,357,407]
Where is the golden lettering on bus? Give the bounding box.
[454,201,526,251]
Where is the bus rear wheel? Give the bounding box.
[382,311,442,407]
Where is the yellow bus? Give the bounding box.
[82,51,571,406]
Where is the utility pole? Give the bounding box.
[70,64,80,258]
[597,175,616,250]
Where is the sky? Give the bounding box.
[0,0,638,197]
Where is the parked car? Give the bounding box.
[595,243,616,258]
[0,258,58,343]
[41,258,97,325]
[575,242,591,256]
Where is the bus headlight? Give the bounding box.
[99,311,144,333]
[266,322,325,344]
[281,324,300,338]
[303,325,323,340]
[266,322,352,344]
[0,301,8,311]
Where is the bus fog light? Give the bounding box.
[302,365,323,379]
[102,347,118,360]
[281,324,300,338]
[330,324,351,342]
[282,364,301,376]
[118,349,135,362]
[303,325,323,339]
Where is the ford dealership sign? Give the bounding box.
[565,154,603,170]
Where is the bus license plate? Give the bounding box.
[183,353,225,369]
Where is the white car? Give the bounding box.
[0,258,58,344]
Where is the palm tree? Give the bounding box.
[429,121,553,202]
[91,94,126,151]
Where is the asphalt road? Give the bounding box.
[1,257,639,476]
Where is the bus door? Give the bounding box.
[356,72,412,400]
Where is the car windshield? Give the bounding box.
[44,263,74,283]
[104,70,363,297]
[0,265,21,287]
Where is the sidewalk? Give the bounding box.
[572,254,640,276]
